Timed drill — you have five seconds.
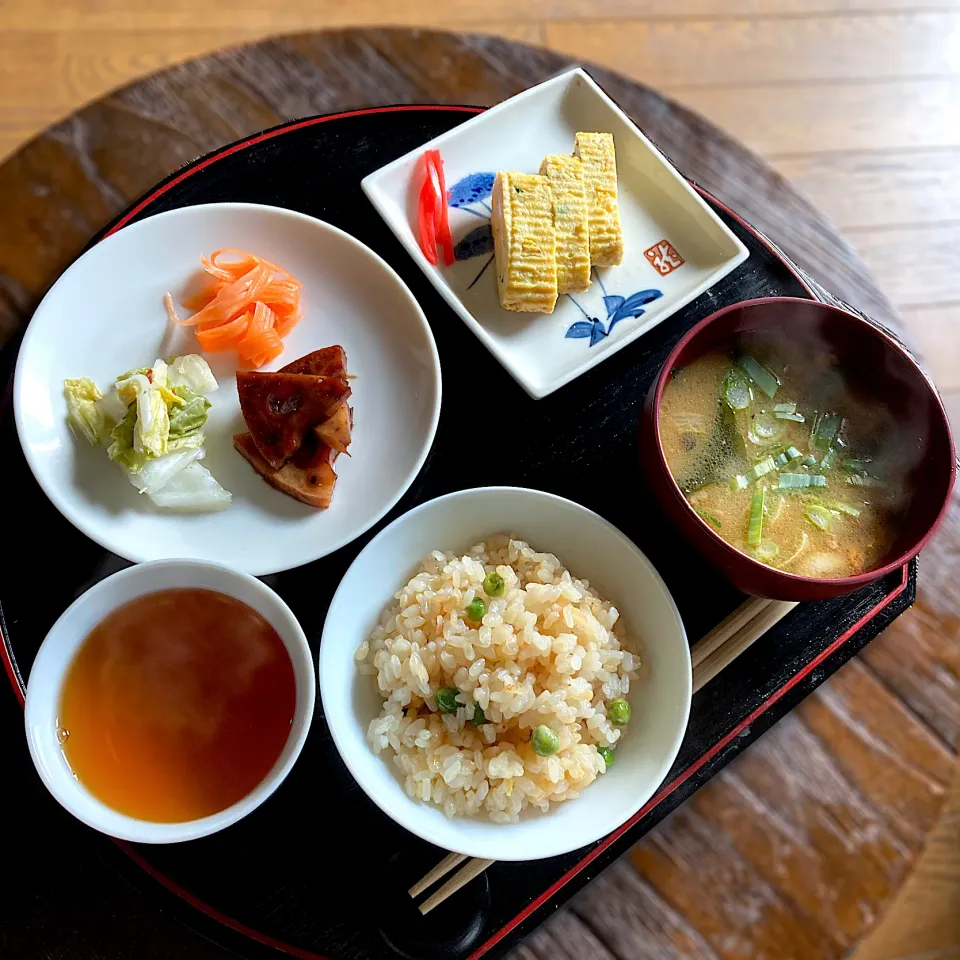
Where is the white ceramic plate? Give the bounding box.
[362,68,749,399]
[319,487,691,861]
[15,203,441,576]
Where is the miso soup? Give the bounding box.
[658,338,908,579]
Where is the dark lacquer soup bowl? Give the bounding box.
[640,297,956,601]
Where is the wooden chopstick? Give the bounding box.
[418,857,495,915]
[690,596,772,669]
[692,599,797,691]
[408,851,466,897]
[408,594,798,913]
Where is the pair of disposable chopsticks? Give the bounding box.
[408,596,798,915]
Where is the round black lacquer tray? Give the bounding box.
[0,107,915,960]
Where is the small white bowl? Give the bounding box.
[25,560,315,843]
[319,487,691,861]
[15,202,441,575]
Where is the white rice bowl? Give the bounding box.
[356,536,639,822]
[320,486,691,862]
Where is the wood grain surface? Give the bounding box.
[2,0,958,425]
[0,20,957,960]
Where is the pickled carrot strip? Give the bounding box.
[167,249,303,368]
[259,279,301,308]
[181,275,221,312]
[235,303,277,361]
[196,309,252,351]
[245,301,275,338]
[187,265,269,329]
[163,292,181,325]
[207,249,289,280]
[273,310,301,338]
[238,328,284,367]
[201,250,261,282]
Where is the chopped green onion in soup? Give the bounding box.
[657,342,903,579]
[810,412,844,455]
[746,456,777,483]
[765,494,785,522]
[755,540,779,561]
[746,487,765,547]
[781,532,810,568]
[804,504,833,531]
[695,508,723,529]
[750,413,781,441]
[738,355,780,399]
[721,368,753,411]
[847,473,887,488]
[777,473,827,490]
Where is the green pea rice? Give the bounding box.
[355,536,639,822]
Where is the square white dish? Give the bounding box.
[362,68,749,399]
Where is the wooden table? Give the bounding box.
[0,28,956,960]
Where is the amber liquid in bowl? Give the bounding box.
[58,588,297,823]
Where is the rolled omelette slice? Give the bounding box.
[539,154,591,294]
[574,132,624,268]
[491,171,559,313]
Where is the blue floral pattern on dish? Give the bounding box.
[564,282,662,347]
[453,224,493,260]
[447,171,662,344]
[448,172,495,216]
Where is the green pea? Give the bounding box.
[483,571,505,597]
[469,705,486,725]
[597,746,614,768]
[435,687,460,714]
[607,698,631,726]
[531,724,560,757]
[464,597,486,622]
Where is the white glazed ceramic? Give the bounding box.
[319,487,691,861]
[362,68,748,399]
[15,202,441,576]
[24,560,315,843]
